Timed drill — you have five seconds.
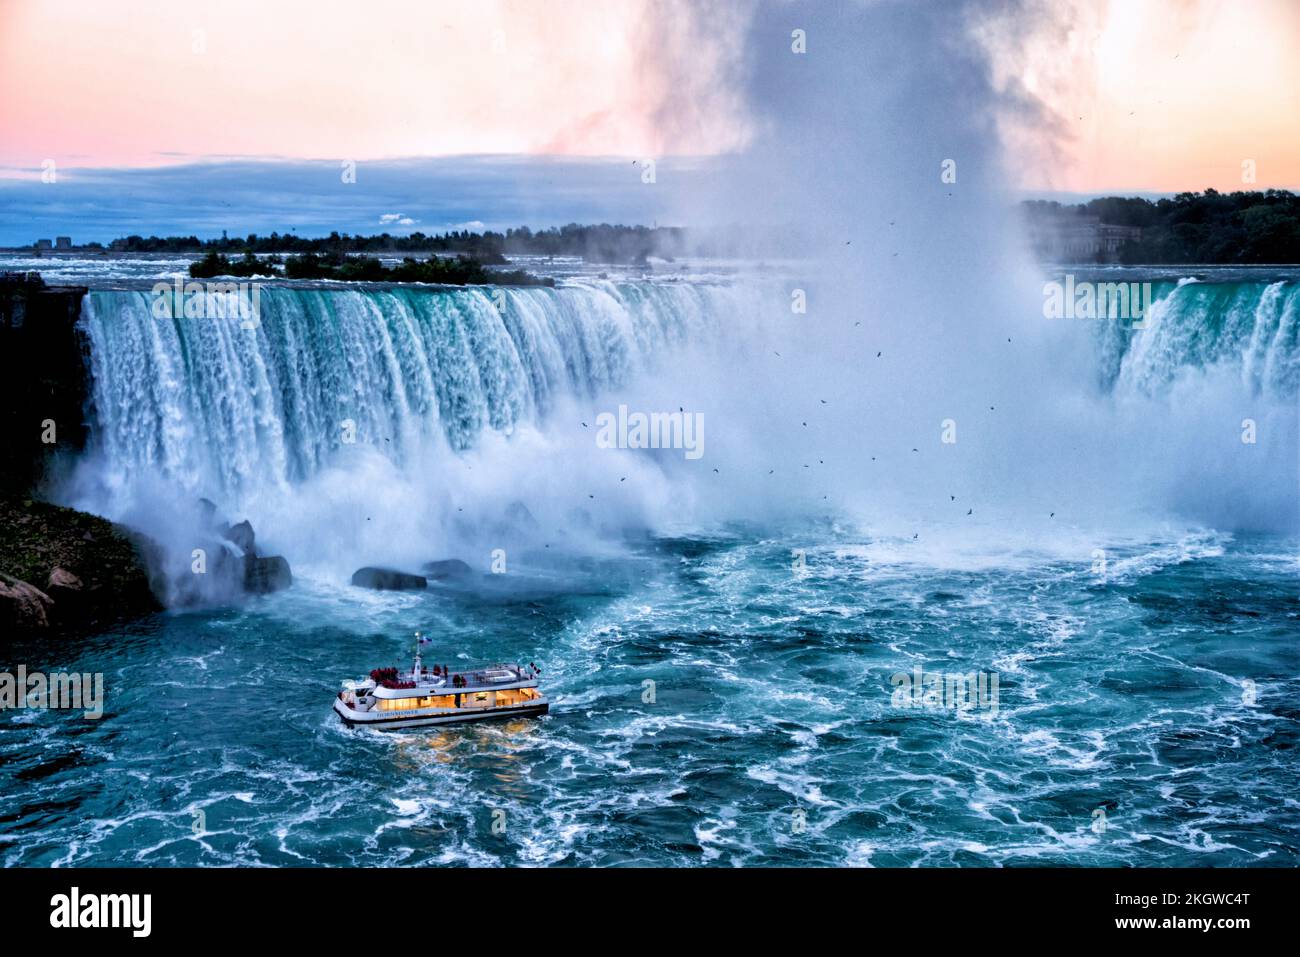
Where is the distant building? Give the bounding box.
[34,239,52,250]
[1096,223,1143,258]
[1024,213,1141,263]
[55,236,72,249]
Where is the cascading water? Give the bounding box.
[77,280,749,503]
[1096,279,1300,399]
[72,274,1300,553]
[20,269,1297,868]
[7,0,1296,870]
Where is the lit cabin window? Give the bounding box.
[378,693,457,712]
[494,688,538,706]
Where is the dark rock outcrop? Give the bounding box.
[0,571,54,630]
[0,273,91,493]
[221,519,256,555]
[245,555,292,594]
[422,559,473,580]
[191,501,291,599]
[351,566,427,590]
[44,566,85,612]
[0,498,162,634]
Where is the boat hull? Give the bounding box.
[333,697,549,730]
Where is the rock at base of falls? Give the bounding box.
[245,555,293,594]
[0,498,162,635]
[422,559,473,580]
[221,520,256,556]
[195,502,291,598]
[351,567,428,591]
[0,571,54,631]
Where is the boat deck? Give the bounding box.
[361,662,540,698]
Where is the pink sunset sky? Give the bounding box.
[0,0,1296,193]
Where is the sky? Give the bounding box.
[0,0,1296,244]
[985,0,1300,194]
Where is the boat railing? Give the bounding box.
[365,662,535,690]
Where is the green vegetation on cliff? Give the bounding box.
[0,498,161,633]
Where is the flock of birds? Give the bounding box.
[553,222,1070,539]
[573,337,1059,538]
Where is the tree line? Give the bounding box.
[1022,189,1300,264]
[114,224,689,265]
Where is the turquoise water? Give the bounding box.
[3,274,1297,867]
[2,527,1296,866]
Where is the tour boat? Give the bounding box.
[333,647,548,730]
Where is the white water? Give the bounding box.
[62,267,1299,600]
[69,279,783,582]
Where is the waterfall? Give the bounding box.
[1095,279,1299,399]
[68,273,1299,574]
[78,281,745,503]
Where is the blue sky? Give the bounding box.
[0,156,721,247]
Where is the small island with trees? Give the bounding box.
[187,250,556,286]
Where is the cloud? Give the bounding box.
[0,0,756,167]
[0,155,720,245]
